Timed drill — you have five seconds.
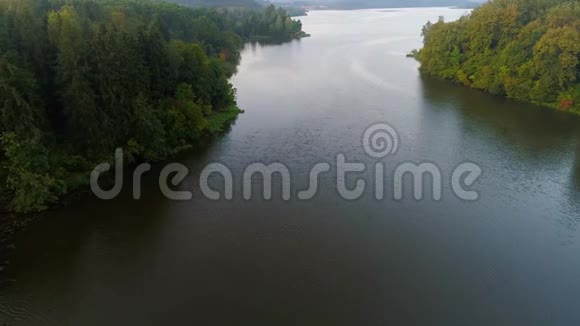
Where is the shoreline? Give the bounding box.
[0,106,244,273]
[417,68,580,115]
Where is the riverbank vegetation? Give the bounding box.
[0,0,304,213]
[418,0,580,113]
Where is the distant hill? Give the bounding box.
[168,0,263,8]
[269,0,486,9]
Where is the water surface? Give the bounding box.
[2,8,580,325]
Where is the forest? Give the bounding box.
[0,0,304,213]
[418,0,580,112]
[168,0,262,8]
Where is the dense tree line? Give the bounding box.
[276,6,307,17]
[0,0,304,213]
[418,0,580,112]
[169,0,262,8]
[220,5,305,41]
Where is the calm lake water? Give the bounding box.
[2,8,580,325]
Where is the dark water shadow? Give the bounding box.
[418,74,580,155]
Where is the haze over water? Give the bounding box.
[2,8,580,325]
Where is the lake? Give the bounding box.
[2,7,580,325]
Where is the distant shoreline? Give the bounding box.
[304,6,474,12]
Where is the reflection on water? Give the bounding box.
[420,71,580,234]
[419,75,580,155]
[570,144,580,202]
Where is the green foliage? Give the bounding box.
[207,106,243,134]
[165,83,208,147]
[418,0,580,112]
[129,95,168,162]
[0,0,304,213]
[0,54,43,133]
[1,131,65,213]
[219,5,305,42]
[168,0,261,8]
[280,6,307,17]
